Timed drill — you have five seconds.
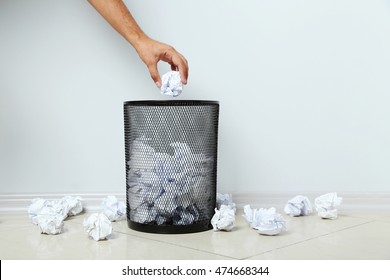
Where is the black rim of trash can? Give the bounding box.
[124,100,219,234]
[124,100,219,107]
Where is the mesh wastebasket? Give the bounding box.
[124,100,219,233]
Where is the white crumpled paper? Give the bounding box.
[211,193,236,231]
[243,205,286,235]
[160,71,182,97]
[211,205,236,231]
[62,196,83,217]
[315,192,342,219]
[84,213,113,241]
[34,207,65,235]
[127,137,213,225]
[216,193,236,212]
[101,196,126,222]
[284,195,313,217]
[28,196,83,234]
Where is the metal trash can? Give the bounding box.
[124,100,219,233]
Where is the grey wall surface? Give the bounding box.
[1,0,390,194]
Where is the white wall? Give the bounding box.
[1,0,390,195]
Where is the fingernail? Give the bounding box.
[156,82,161,88]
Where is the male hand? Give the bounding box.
[134,37,189,88]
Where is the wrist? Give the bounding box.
[128,31,149,52]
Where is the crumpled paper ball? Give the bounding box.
[127,138,212,226]
[243,205,286,235]
[28,196,83,234]
[60,196,83,216]
[28,198,52,225]
[211,204,236,231]
[84,213,113,241]
[35,207,65,235]
[160,71,183,97]
[315,192,342,219]
[101,196,126,221]
[284,195,313,217]
[216,193,236,212]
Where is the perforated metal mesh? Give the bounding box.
[124,100,219,233]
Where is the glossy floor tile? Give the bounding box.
[0,209,389,260]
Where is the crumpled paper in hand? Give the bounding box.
[101,196,126,222]
[211,205,236,231]
[284,195,313,217]
[27,196,83,234]
[243,205,286,235]
[160,71,182,97]
[315,192,342,219]
[84,213,113,241]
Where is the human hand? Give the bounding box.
[133,36,189,88]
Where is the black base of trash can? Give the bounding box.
[127,220,213,234]
[124,100,219,234]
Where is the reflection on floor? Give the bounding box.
[1,210,389,259]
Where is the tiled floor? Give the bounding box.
[0,210,389,260]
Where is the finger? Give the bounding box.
[161,47,188,84]
[169,55,188,85]
[147,64,161,88]
[177,59,189,85]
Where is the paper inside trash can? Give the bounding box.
[127,137,214,226]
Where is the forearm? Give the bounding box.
[87,0,148,50]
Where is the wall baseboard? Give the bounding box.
[1,191,390,213]
[230,191,390,211]
[0,193,126,213]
